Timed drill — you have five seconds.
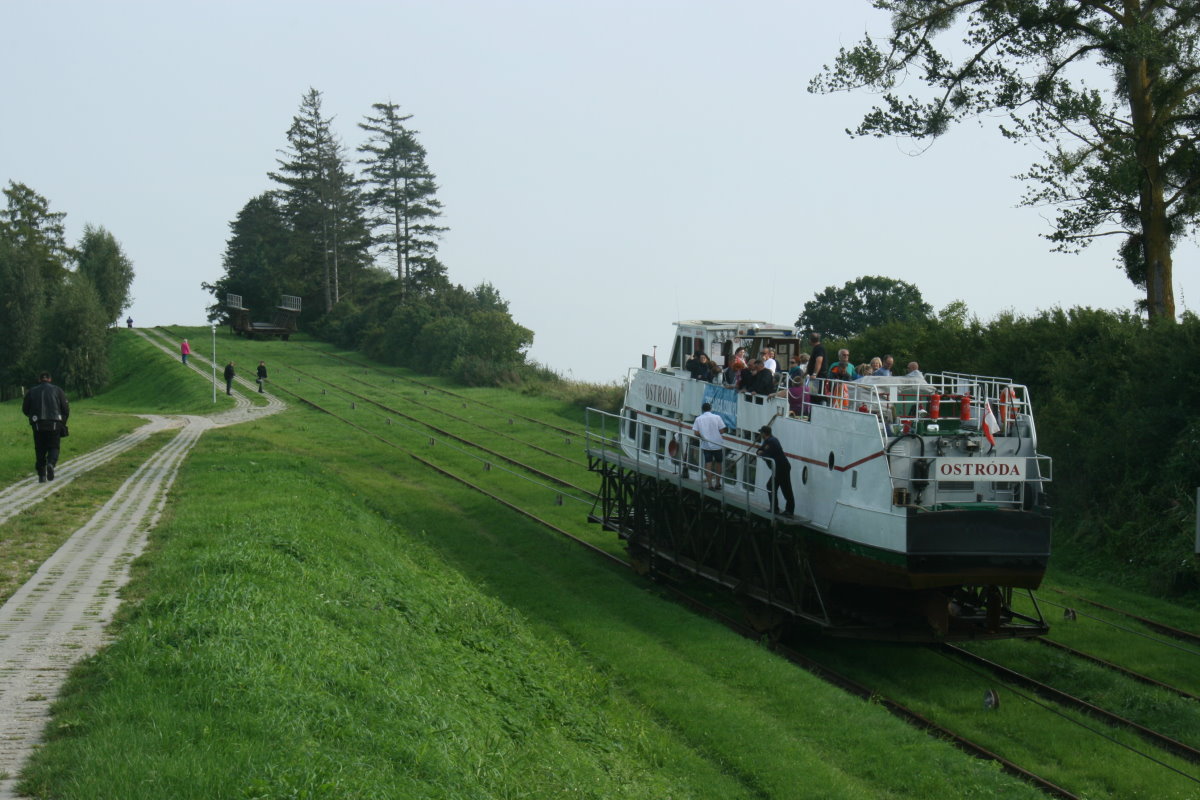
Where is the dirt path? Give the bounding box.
[0,330,287,799]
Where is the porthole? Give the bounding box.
[801,466,809,485]
[828,452,836,471]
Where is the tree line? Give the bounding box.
[802,274,1199,600]
[203,88,533,383]
[0,182,134,400]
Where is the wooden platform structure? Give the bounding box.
[225,293,301,340]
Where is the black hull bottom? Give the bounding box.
[587,457,1050,641]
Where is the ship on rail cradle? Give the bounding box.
[585,319,1053,641]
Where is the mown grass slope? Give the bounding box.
[12,326,1164,798]
[0,330,227,485]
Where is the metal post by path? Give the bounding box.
[211,324,217,403]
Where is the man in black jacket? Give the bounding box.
[746,360,777,395]
[224,362,235,395]
[22,372,70,483]
[756,425,794,516]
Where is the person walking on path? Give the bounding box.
[22,372,70,483]
[126,316,133,329]
[180,339,191,365]
[224,362,235,395]
[256,361,268,393]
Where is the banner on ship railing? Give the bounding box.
[703,385,738,430]
[935,458,1027,481]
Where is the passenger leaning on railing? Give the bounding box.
[691,402,726,490]
[827,350,857,408]
[788,354,809,382]
[685,352,714,381]
[744,359,776,395]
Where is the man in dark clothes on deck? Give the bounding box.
[22,372,70,483]
[746,360,776,395]
[806,332,828,405]
[757,424,794,516]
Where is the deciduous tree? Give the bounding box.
[42,272,108,397]
[77,224,135,325]
[0,236,43,399]
[811,1,1200,320]
[796,275,932,338]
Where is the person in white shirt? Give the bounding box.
[691,402,726,490]
[761,348,778,374]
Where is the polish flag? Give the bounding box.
[982,400,999,448]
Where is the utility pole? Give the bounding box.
[211,324,217,403]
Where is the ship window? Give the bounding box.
[937,481,973,491]
[801,466,809,485]
[828,452,836,471]
[670,337,686,368]
[851,471,858,489]
[627,411,637,440]
[640,424,652,453]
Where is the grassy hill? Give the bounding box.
[9,326,1193,798]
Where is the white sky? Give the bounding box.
[3,1,1194,383]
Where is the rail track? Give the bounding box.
[150,328,1200,796]
[263,377,1084,799]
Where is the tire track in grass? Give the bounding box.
[0,329,288,799]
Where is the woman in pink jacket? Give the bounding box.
[180,339,191,365]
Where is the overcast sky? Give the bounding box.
[4,1,1194,383]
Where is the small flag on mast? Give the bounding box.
[982,400,999,449]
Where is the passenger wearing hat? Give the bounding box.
[756,425,794,516]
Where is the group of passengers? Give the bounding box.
[684,333,923,397]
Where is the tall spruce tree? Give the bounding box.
[358,102,447,295]
[77,224,135,325]
[270,88,370,313]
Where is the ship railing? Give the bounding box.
[777,374,893,423]
[584,407,774,511]
[777,372,1037,442]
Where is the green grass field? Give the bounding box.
[4,327,1199,798]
